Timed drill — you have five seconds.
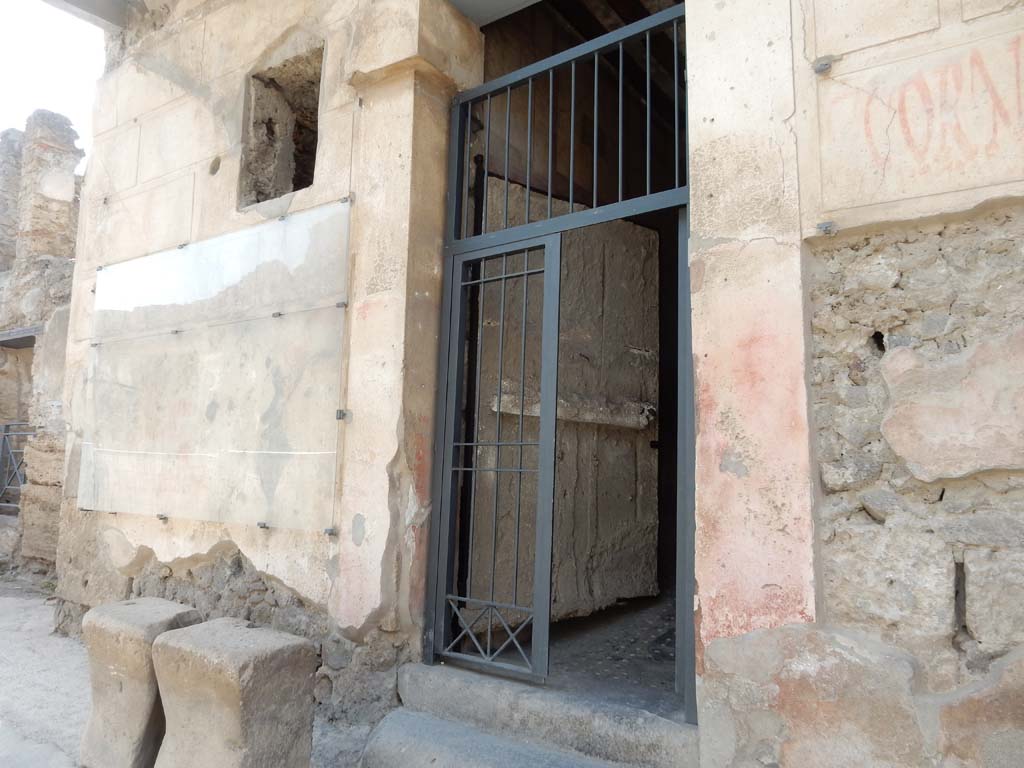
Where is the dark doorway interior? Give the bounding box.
[427,0,694,724]
[544,210,681,720]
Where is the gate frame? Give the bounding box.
[424,2,698,725]
[429,233,562,682]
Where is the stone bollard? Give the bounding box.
[152,617,318,768]
[80,598,203,768]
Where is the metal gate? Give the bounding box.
[427,2,694,716]
[432,235,561,679]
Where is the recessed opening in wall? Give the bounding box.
[239,46,324,207]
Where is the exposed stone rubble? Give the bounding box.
[55,538,405,727]
[80,598,202,768]
[152,617,317,768]
[241,46,325,206]
[809,205,1024,690]
[0,111,79,571]
[0,130,23,271]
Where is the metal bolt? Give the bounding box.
[177,242,188,250]
[816,221,838,236]
[324,527,338,537]
[257,521,270,530]
[336,301,348,309]
[157,514,168,522]
[272,311,283,318]
[336,409,349,421]
[813,55,836,75]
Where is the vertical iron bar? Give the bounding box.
[465,260,489,597]
[682,33,689,188]
[676,208,698,725]
[674,21,680,189]
[547,69,554,220]
[482,96,492,234]
[462,105,471,239]
[445,102,467,243]
[618,43,623,202]
[427,246,465,663]
[531,234,561,677]
[593,52,599,209]
[512,252,529,605]
[504,87,511,230]
[427,99,473,662]
[526,79,533,225]
[468,105,475,237]
[569,61,576,209]
[488,254,509,660]
[646,31,651,196]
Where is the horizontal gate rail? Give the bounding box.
[445,3,687,255]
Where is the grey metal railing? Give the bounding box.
[445,4,687,255]
[0,422,33,510]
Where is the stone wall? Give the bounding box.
[810,204,1024,691]
[0,111,80,569]
[56,0,482,727]
[690,0,1024,764]
[0,130,22,272]
[676,202,1024,766]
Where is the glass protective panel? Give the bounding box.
[78,201,349,530]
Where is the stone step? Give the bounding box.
[394,663,699,768]
[361,709,621,768]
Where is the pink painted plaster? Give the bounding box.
[691,240,817,649]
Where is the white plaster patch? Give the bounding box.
[101,526,140,570]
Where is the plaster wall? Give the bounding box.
[56,0,482,723]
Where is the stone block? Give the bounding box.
[935,648,1024,767]
[93,71,119,136]
[823,522,955,647]
[201,0,304,81]
[881,329,1024,482]
[18,482,63,563]
[88,126,141,197]
[24,434,65,487]
[964,549,1024,656]
[152,617,317,768]
[80,598,202,768]
[115,21,205,125]
[138,94,231,183]
[813,0,938,57]
[91,173,194,264]
[700,625,930,768]
[963,0,1017,20]
[0,515,20,563]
